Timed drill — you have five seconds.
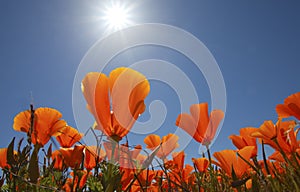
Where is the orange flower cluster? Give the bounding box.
[0,67,299,191]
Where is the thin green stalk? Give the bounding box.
[206,145,219,191]
[262,141,270,175]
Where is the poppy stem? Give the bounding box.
[28,104,35,145]
[262,140,270,175]
[206,144,219,191]
[205,145,212,163]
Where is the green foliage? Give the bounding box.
[100,161,122,192]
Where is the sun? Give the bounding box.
[103,3,132,31]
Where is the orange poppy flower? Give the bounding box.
[251,120,279,141]
[51,150,64,170]
[192,157,209,172]
[84,146,106,171]
[63,170,89,192]
[213,146,255,178]
[55,126,83,148]
[13,107,67,146]
[81,67,150,142]
[172,151,185,172]
[120,167,135,190]
[144,133,179,159]
[268,122,298,154]
[168,164,194,186]
[276,92,300,120]
[164,151,185,172]
[0,148,9,169]
[229,127,258,157]
[251,119,297,153]
[58,145,85,169]
[176,103,224,145]
[165,151,194,185]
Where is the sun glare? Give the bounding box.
[103,3,131,31]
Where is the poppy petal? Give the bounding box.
[144,134,161,149]
[204,109,224,143]
[276,104,293,118]
[109,68,150,130]
[190,103,209,136]
[13,110,31,132]
[81,72,111,133]
[176,113,200,142]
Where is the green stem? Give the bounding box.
[262,140,271,175]
[206,145,218,191]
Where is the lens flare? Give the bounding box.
[103,2,131,31]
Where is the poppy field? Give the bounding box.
[0,67,299,191]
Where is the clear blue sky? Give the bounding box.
[0,1,299,160]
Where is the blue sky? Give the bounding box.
[0,1,299,161]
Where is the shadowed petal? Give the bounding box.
[276,92,300,120]
[172,151,185,171]
[192,157,209,172]
[276,104,293,118]
[84,146,106,171]
[229,135,246,149]
[213,149,236,176]
[59,145,85,169]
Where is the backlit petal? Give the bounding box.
[144,134,161,149]
[110,68,150,130]
[81,72,111,133]
[190,103,209,138]
[0,148,9,169]
[204,109,224,143]
[176,113,200,142]
[13,110,31,132]
[56,126,83,148]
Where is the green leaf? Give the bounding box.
[20,145,31,166]
[7,137,16,167]
[231,165,237,181]
[47,143,52,160]
[28,145,40,183]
